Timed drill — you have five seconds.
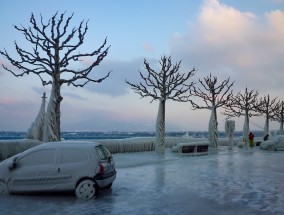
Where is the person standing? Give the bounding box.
[249,132,255,147]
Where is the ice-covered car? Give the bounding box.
[260,135,284,151]
[0,141,116,199]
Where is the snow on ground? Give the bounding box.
[0,146,283,215]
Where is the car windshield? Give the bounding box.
[96,145,111,160]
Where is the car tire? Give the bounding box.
[0,181,9,195]
[75,179,96,199]
[105,183,112,189]
[267,145,275,151]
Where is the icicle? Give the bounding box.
[208,107,218,148]
[155,98,166,154]
[26,93,46,141]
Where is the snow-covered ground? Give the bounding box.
[0,146,283,215]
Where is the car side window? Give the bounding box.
[61,148,89,164]
[18,149,56,166]
[96,146,111,160]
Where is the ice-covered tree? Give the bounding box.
[222,87,261,147]
[26,93,46,141]
[126,55,195,154]
[0,12,110,141]
[256,94,279,137]
[190,73,234,148]
[272,100,284,135]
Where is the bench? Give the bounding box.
[171,142,209,155]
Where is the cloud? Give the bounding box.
[0,97,37,111]
[82,57,156,97]
[143,43,154,53]
[268,0,284,3]
[170,0,284,97]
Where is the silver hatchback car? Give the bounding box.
[0,141,116,199]
[260,135,284,151]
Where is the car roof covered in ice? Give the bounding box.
[19,141,102,154]
[39,141,101,148]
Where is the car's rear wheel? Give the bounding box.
[0,181,8,195]
[75,179,96,199]
[267,145,275,151]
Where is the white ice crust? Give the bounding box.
[43,81,59,142]
[208,107,218,148]
[225,120,235,149]
[155,99,165,154]
[243,113,249,147]
[26,93,46,141]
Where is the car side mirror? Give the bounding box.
[7,160,17,170]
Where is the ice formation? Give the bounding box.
[26,93,46,141]
[155,99,166,154]
[208,106,218,148]
[99,137,192,154]
[264,117,269,137]
[225,120,235,149]
[43,81,60,142]
[0,139,41,161]
[243,113,249,147]
[0,137,245,161]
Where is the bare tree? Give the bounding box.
[222,87,261,147]
[256,94,279,137]
[0,12,111,141]
[190,73,234,147]
[126,55,195,154]
[272,100,284,135]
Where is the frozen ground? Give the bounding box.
[0,146,283,215]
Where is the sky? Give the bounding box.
[0,0,284,132]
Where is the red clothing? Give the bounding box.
[249,133,255,140]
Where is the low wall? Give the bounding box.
[0,139,42,161]
[0,136,249,161]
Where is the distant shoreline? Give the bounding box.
[0,130,269,141]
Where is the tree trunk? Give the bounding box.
[279,122,284,135]
[155,99,166,154]
[208,106,218,148]
[43,78,61,142]
[263,115,269,137]
[225,120,235,149]
[243,112,249,147]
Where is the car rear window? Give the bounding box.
[96,145,111,160]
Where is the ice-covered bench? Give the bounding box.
[171,142,209,155]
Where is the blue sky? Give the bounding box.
[0,0,284,132]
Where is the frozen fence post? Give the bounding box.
[26,92,46,141]
[225,120,235,150]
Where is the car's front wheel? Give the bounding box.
[267,145,275,151]
[75,179,96,199]
[0,181,8,195]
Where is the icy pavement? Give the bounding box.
[0,146,283,215]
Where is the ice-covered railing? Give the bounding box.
[0,137,247,161]
[0,139,42,161]
[97,137,243,154]
[99,137,190,153]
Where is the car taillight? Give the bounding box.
[98,164,105,174]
